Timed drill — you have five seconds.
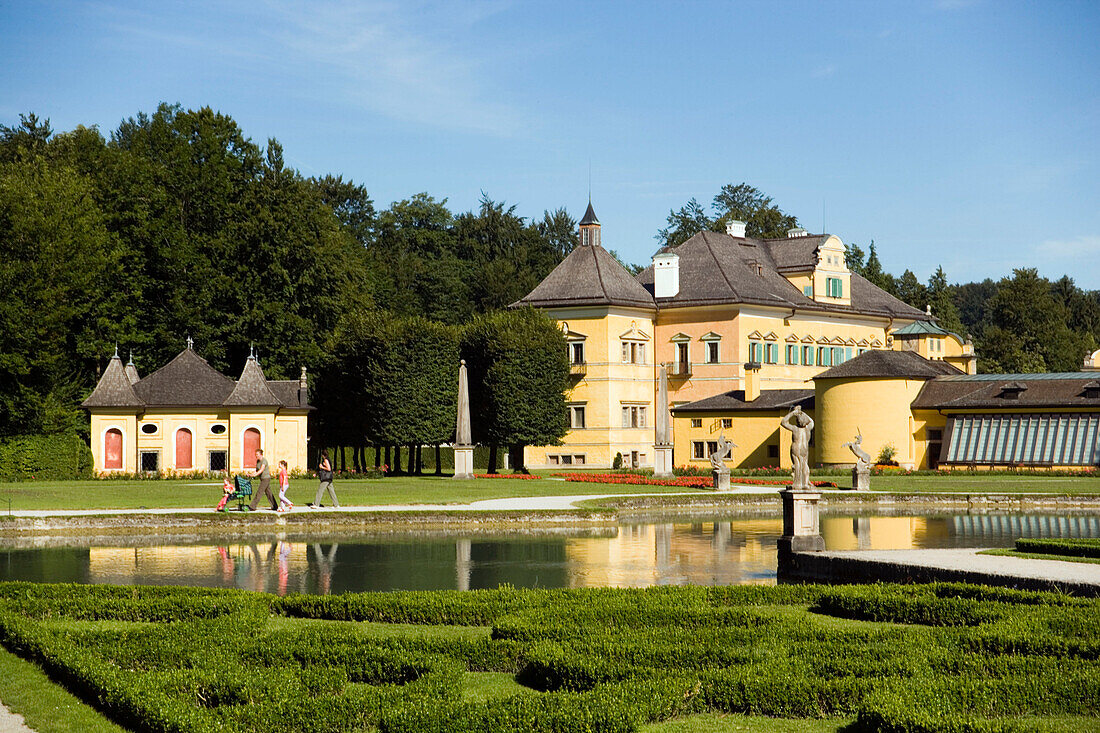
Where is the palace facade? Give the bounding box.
[513,204,1010,471]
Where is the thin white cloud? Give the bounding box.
[88,0,527,137]
[1037,235,1100,258]
[812,64,837,79]
[266,1,525,137]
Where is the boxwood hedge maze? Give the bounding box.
[0,581,1096,732]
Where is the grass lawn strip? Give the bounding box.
[0,645,128,733]
[0,582,1096,732]
[1,474,1099,513]
[979,549,1100,566]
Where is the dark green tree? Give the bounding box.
[461,308,569,472]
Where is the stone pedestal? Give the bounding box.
[712,468,731,491]
[453,446,475,480]
[777,488,825,560]
[852,466,870,491]
[653,444,674,478]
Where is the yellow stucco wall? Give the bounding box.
[89,407,309,475]
[525,306,657,468]
[815,377,929,468]
[673,410,802,469]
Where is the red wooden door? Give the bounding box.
[175,428,193,469]
[243,428,261,469]
[104,429,123,469]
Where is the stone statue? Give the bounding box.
[780,405,814,490]
[709,434,736,491]
[841,432,871,491]
[709,434,735,470]
[842,433,871,468]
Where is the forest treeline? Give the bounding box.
[0,105,576,453]
[2,104,1099,448]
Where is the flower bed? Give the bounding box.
[474,473,541,479]
[559,473,837,489]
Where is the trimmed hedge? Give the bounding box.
[0,581,1096,732]
[0,433,93,480]
[1015,537,1100,559]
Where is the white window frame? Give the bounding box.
[570,405,586,429]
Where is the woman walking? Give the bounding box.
[310,449,339,508]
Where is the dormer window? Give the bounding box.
[1084,381,1100,399]
[826,277,843,298]
[999,382,1028,400]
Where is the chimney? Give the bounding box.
[653,250,680,298]
[298,366,309,406]
[725,220,747,238]
[743,362,761,402]
[787,227,808,238]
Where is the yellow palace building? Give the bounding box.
[82,343,312,475]
[513,204,983,470]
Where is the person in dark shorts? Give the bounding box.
[246,448,277,511]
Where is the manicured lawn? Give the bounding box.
[641,715,849,732]
[0,645,128,733]
[0,475,699,512]
[978,548,1100,565]
[0,472,1096,513]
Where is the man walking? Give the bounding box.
[247,448,278,511]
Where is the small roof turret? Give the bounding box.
[223,354,283,407]
[125,353,140,384]
[579,201,600,226]
[82,352,143,408]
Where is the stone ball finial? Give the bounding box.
[460,359,466,366]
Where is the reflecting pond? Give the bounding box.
[1,512,1097,594]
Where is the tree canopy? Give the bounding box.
[657,182,800,247]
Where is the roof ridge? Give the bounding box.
[590,244,609,299]
[703,233,740,300]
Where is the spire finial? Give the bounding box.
[249,342,255,359]
[128,350,134,366]
[113,343,119,358]
[186,335,194,350]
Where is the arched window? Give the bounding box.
[242,428,262,468]
[104,429,123,470]
[175,428,193,469]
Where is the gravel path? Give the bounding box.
[0,703,33,733]
[814,548,1100,588]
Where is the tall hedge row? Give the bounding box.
[0,433,92,480]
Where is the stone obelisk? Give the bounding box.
[453,359,475,480]
[653,363,674,477]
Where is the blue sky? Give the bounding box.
[2,1,1098,286]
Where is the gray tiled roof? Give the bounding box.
[813,349,962,380]
[512,243,656,310]
[673,389,814,413]
[633,231,928,320]
[132,348,237,406]
[224,356,284,407]
[269,381,309,409]
[81,355,144,408]
[913,373,1100,410]
[83,348,312,410]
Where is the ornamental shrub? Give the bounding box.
[0,432,93,480]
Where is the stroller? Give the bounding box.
[225,476,253,511]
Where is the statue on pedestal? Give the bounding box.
[709,434,735,491]
[780,405,814,491]
[841,432,872,491]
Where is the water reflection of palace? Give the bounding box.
[563,520,780,588]
[4,513,1098,593]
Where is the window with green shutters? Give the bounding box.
[764,343,779,364]
[786,344,798,364]
[826,277,843,298]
